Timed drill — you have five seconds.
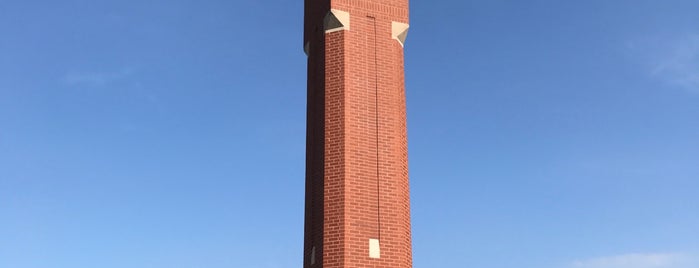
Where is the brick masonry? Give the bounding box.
[303,1,411,267]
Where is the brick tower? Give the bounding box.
[302,0,411,267]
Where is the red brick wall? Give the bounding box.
[304,1,411,267]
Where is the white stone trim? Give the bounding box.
[369,239,381,259]
[324,9,350,33]
[391,21,410,47]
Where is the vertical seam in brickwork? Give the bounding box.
[369,15,382,241]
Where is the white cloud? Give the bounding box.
[647,34,699,93]
[569,253,699,268]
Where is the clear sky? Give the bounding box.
[1,1,698,268]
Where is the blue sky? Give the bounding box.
[1,1,698,267]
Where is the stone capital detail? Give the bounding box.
[324,9,351,33]
[391,21,409,47]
